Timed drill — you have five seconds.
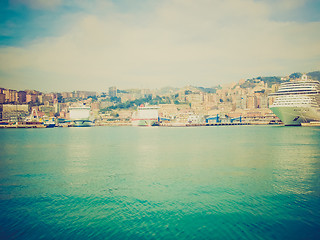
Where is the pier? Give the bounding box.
[0,124,46,128]
[159,122,250,127]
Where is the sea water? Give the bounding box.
[0,126,319,239]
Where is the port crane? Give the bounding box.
[206,114,242,123]
[206,114,220,123]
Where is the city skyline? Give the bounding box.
[1,0,320,92]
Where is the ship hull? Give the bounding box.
[73,120,92,127]
[44,123,56,128]
[270,106,320,126]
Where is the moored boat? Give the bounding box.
[69,104,92,127]
[269,74,320,126]
[131,104,159,126]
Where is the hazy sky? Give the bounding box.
[0,0,319,92]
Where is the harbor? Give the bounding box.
[1,125,319,240]
[1,0,320,239]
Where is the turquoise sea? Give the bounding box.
[0,126,319,239]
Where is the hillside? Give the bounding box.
[307,71,320,80]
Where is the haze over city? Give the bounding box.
[0,0,319,92]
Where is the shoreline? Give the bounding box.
[2,121,320,128]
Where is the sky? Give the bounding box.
[0,0,319,92]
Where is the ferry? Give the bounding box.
[69,104,92,127]
[131,104,159,126]
[269,74,320,125]
[44,117,56,128]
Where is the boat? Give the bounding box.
[131,104,159,126]
[269,74,320,126]
[72,119,92,127]
[20,107,46,128]
[69,104,92,127]
[44,117,56,128]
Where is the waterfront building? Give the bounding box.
[187,114,204,124]
[2,104,29,121]
[158,104,179,120]
[39,105,56,117]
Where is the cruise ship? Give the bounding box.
[269,74,320,126]
[131,104,159,126]
[69,104,92,127]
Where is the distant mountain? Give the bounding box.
[240,70,320,89]
[289,71,320,80]
[156,86,179,95]
[240,76,281,88]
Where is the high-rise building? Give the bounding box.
[247,95,257,109]
[26,93,37,103]
[0,93,5,104]
[236,95,247,109]
[18,91,27,103]
[109,86,117,97]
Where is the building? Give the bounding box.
[74,91,97,99]
[247,95,258,109]
[26,93,37,103]
[236,95,247,109]
[2,104,29,121]
[257,95,268,108]
[109,86,117,97]
[3,89,18,103]
[39,105,56,117]
[18,91,27,103]
[0,93,5,104]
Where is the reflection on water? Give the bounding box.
[0,126,319,239]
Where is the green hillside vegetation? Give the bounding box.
[241,76,282,88]
[258,76,282,84]
[194,86,217,93]
[240,70,320,89]
[288,71,320,80]
[100,95,171,113]
[289,72,302,79]
[307,71,320,80]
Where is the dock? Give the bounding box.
[159,122,251,127]
[0,123,47,128]
[301,122,320,127]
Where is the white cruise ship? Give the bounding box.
[131,104,159,126]
[69,104,92,127]
[269,74,320,126]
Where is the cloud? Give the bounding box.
[275,0,307,10]
[0,0,319,91]
[10,0,62,9]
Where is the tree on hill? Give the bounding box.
[289,72,302,79]
[307,71,320,80]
